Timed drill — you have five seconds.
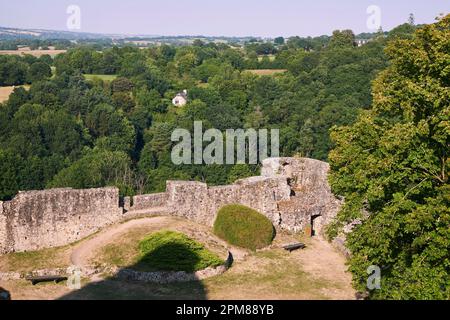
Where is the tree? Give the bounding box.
[388,23,416,40]
[111,77,134,93]
[274,37,285,45]
[159,44,176,62]
[85,103,136,153]
[327,15,450,299]
[193,39,205,47]
[48,148,133,195]
[329,30,355,48]
[408,13,415,26]
[27,61,52,83]
[112,92,135,113]
[0,57,28,86]
[0,149,21,200]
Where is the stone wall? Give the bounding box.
[166,176,291,227]
[0,187,123,254]
[262,157,342,234]
[163,157,341,234]
[0,157,342,254]
[0,202,6,254]
[129,193,167,211]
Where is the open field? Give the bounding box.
[0,85,30,103]
[0,49,66,57]
[0,216,355,300]
[244,69,287,76]
[83,74,118,81]
[258,54,276,62]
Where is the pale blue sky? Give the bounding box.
[0,0,448,37]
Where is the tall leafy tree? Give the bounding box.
[327,15,450,299]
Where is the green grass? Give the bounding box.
[135,230,224,272]
[257,54,276,62]
[213,204,275,250]
[244,69,287,76]
[83,74,118,81]
[0,246,70,272]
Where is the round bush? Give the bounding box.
[137,230,224,272]
[213,204,274,250]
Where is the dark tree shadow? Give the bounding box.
[57,242,211,300]
[134,242,213,273]
[0,287,11,300]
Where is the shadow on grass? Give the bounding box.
[57,242,210,300]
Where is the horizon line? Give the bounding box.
[0,24,395,40]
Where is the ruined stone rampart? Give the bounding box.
[130,193,167,211]
[0,188,123,254]
[166,176,291,226]
[0,157,342,254]
[262,158,343,233]
[0,202,6,254]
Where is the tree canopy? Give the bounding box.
[327,15,449,299]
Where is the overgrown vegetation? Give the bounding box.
[0,54,52,86]
[213,204,274,250]
[136,230,224,272]
[327,15,450,299]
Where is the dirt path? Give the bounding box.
[70,217,168,266]
[295,236,354,299]
[70,216,247,267]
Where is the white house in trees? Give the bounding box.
[172,90,188,107]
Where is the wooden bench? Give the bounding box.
[282,243,306,252]
[25,275,68,285]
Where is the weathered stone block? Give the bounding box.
[131,193,168,211]
[1,187,123,253]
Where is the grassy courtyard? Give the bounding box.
[0,216,355,300]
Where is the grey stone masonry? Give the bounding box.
[0,187,123,254]
[0,157,342,254]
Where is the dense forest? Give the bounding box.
[1,24,419,200]
[0,25,403,200]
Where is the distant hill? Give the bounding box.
[0,26,123,40]
[0,25,389,47]
[0,26,260,44]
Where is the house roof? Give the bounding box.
[175,90,188,99]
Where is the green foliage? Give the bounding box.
[27,61,52,83]
[0,149,21,200]
[274,37,285,45]
[214,204,274,250]
[85,103,136,153]
[48,148,133,196]
[111,77,133,92]
[227,164,259,184]
[329,30,356,48]
[327,15,450,299]
[0,55,28,85]
[137,230,224,272]
[0,24,391,199]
